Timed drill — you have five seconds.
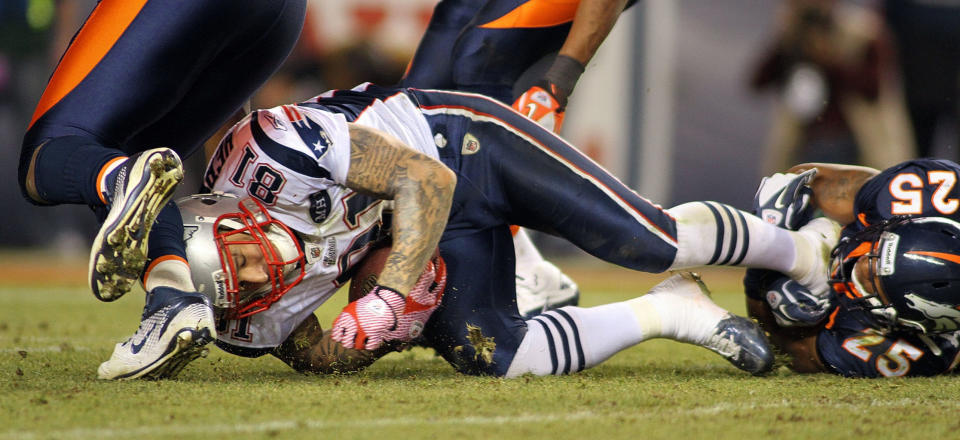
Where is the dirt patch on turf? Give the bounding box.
[0,253,86,287]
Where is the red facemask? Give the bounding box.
[213,198,305,319]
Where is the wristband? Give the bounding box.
[544,55,586,103]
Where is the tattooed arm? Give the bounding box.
[787,163,880,226]
[273,313,394,373]
[345,123,456,295]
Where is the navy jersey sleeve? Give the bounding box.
[854,159,960,226]
[817,309,960,377]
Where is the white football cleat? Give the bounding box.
[515,260,580,319]
[98,287,215,380]
[89,148,184,302]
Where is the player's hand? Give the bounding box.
[760,271,834,327]
[753,168,817,230]
[387,254,447,341]
[512,83,566,133]
[331,286,405,350]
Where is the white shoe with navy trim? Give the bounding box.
[98,287,215,380]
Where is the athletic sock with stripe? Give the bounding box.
[503,273,732,377]
[504,304,643,377]
[665,201,839,298]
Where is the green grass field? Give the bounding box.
[2,254,959,440]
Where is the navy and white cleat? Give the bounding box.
[649,272,774,375]
[89,148,183,301]
[703,315,775,376]
[98,287,215,380]
[516,260,580,319]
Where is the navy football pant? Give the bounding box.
[409,89,677,375]
[400,0,574,104]
[19,0,305,266]
[20,0,306,207]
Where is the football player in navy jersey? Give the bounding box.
[401,0,633,131]
[400,0,634,318]
[744,159,960,377]
[18,0,307,379]
[152,83,847,379]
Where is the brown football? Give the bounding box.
[348,245,391,302]
[347,246,442,302]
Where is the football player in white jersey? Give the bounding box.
[103,83,841,378]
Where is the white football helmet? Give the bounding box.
[177,193,305,318]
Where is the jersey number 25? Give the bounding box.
[890,170,959,215]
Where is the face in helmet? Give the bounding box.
[839,217,960,334]
[178,193,305,319]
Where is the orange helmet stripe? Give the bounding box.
[825,306,840,329]
[846,242,873,260]
[907,251,960,265]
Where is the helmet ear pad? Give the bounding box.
[873,217,960,333]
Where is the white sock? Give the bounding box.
[783,217,840,298]
[504,274,728,377]
[505,304,644,377]
[623,273,727,345]
[666,202,839,298]
[143,257,196,292]
[667,201,797,271]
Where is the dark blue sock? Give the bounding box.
[147,201,188,262]
[32,135,124,206]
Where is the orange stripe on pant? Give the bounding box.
[480,0,581,29]
[28,0,149,130]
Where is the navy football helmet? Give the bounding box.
[834,216,960,333]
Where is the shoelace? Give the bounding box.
[704,328,743,358]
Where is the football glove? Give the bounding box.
[331,285,405,350]
[388,255,447,341]
[513,83,566,133]
[753,270,834,327]
[332,255,447,350]
[753,168,817,231]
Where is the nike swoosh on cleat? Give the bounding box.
[130,322,158,354]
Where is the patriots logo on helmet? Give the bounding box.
[183,225,199,241]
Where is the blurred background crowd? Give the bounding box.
[3,0,960,257]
